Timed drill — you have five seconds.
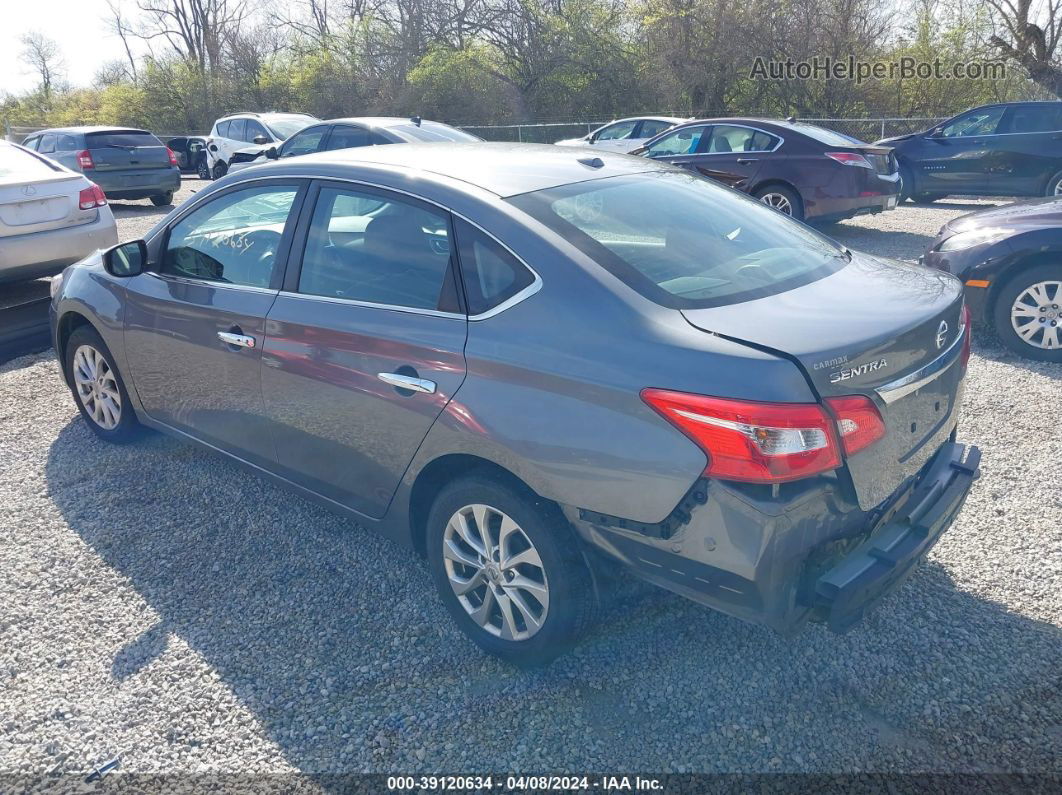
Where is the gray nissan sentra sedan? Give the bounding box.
[50,143,980,665]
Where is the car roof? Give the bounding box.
[326,116,456,129]
[271,142,660,197]
[30,126,151,135]
[605,116,686,124]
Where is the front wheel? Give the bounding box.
[64,325,143,442]
[150,191,174,207]
[992,264,1062,361]
[211,160,228,180]
[426,475,595,667]
[754,184,804,221]
[1044,170,1062,197]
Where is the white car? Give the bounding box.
[0,140,118,283]
[554,116,687,153]
[204,112,319,179]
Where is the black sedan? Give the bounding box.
[923,197,1062,360]
[881,102,1062,203]
[633,118,899,223]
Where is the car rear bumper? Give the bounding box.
[567,440,979,634]
[93,168,181,199]
[0,210,118,282]
[805,168,900,222]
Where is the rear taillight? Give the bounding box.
[825,151,873,169]
[76,150,94,169]
[825,396,885,456]
[960,304,972,372]
[641,390,842,483]
[166,147,179,166]
[78,184,107,210]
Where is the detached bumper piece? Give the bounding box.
[814,442,981,633]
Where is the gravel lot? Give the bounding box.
[1,189,1060,783]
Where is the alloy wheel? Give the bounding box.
[760,192,793,215]
[1054,179,1062,196]
[72,344,122,430]
[442,503,550,641]
[1011,280,1062,350]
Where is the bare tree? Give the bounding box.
[20,32,66,102]
[108,0,141,83]
[988,0,1062,96]
[134,0,249,71]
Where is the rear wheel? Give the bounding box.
[64,325,143,442]
[426,474,595,667]
[150,191,174,207]
[754,184,803,221]
[211,160,228,180]
[898,164,914,202]
[197,156,211,180]
[991,264,1062,361]
[1044,170,1062,197]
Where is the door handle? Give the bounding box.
[217,330,256,349]
[736,157,758,164]
[378,372,436,394]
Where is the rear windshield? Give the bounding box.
[773,122,866,146]
[390,122,481,142]
[508,171,846,308]
[86,131,163,148]
[0,143,62,183]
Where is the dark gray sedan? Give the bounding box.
[50,144,980,665]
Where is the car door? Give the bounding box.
[993,104,1062,195]
[917,106,1005,195]
[260,181,467,519]
[590,120,640,152]
[689,124,774,188]
[123,180,307,466]
[321,124,374,152]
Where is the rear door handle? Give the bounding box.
[218,330,256,349]
[378,372,436,394]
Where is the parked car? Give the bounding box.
[880,101,1062,202]
[227,116,481,173]
[165,136,208,177]
[50,144,979,665]
[0,140,117,283]
[21,127,181,206]
[633,118,900,223]
[204,112,320,179]
[922,196,1062,361]
[554,116,686,153]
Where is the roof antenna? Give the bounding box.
[786,115,797,123]
[411,115,422,127]
[577,156,605,169]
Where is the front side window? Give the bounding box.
[324,125,373,150]
[245,120,269,142]
[162,185,299,287]
[510,171,845,309]
[22,136,39,150]
[595,121,638,141]
[707,125,778,153]
[643,126,709,157]
[298,186,456,311]
[282,126,328,157]
[454,218,535,315]
[940,107,1004,137]
[37,134,57,154]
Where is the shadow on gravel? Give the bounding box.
[818,226,937,262]
[968,335,1062,380]
[45,419,1062,774]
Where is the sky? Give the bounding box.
[1,1,149,95]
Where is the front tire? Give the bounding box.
[150,191,174,207]
[991,264,1062,361]
[211,160,228,180]
[754,184,804,221]
[1044,170,1062,197]
[426,475,595,667]
[64,325,143,442]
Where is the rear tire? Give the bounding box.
[150,191,174,207]
[211,160,228,180]
[64,325,143,443]
[754,184,804,221]
[898,164,914,202]
[426,474,595,667]
[197,156,211,180]
[1044,170,1062,197]
[991,264,1062,361]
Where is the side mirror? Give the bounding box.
[928,127,944,138]
[103,240,147,277]
[253,135,269,145]
[266,146,279,160]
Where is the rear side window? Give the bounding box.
[56,134,78,150]
[215,120,231,138]
[454,218,535,315]
[706,126,779,153]
[162,185,299,287]
[297,186,456,311]
[0,143,62,181]
[86,131,162,147]
[510,172,845,309]
[1006,105,1062,133]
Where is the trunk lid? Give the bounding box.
[0,173,96,237]
[85,130,171,171]
[681,253,966,509]
[835,144,896,176]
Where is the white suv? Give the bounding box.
[204,112,319,179]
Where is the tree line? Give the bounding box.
[3,0,1060,135]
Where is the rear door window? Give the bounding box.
[707,125,778,153]
[1004,104,1062,133]
[86,131,162,148]
[637,119,674,139]
[227,119,247,142]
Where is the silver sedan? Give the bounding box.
[0,140,118,283]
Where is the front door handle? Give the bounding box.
[736,157,758,164]
[218,330,256,349]
[378,372,436,394]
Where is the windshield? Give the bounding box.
[265,115,320,140]
[509,170,846,308]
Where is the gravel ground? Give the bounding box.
[1,196,1060,784]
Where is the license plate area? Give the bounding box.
[886,196,897,209]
